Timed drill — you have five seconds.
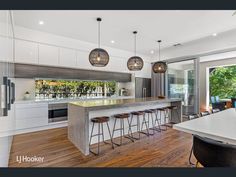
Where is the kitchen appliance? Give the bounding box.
[48,103,68,123]
[135,77,151,98]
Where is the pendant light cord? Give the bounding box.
[98,20,101,48]
[158,40,161,61]
[134,32,136,56]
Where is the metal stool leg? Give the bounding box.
[97,123,101,154]
[124,117,135,142]
[154,110,161,132]
[106,122,114,149]
[89,122,95,147]
[160,110,167,131]
[140,113,150,136]
[112,118,121,146]
[120,119,123,145]
[150,112,160,133]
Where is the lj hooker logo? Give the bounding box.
[16,155,44,163]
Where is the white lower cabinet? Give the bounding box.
[15,103,48,130]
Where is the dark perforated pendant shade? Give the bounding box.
[89,18,109,67]
[152,61,167,73]
[127,56,144,71]
[89,48,109,67]
[127,31,144,71]
[152,40,167,73]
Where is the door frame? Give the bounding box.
[164,57,200,114]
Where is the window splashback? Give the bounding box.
[35,79,117,99]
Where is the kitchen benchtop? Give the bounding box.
[15,96,134,104]
[70,97,182,109]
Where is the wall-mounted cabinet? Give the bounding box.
[76,50,91,69]
[15,39,38,64]
[59,48,77,67]
[0,36,9,62]
[38,44,59,66]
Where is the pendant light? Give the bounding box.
[89,17,109,67]
[127,31,144,71]
[152,40,167,73]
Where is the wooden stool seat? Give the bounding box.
[167,105,178,110]
[131,111,144,116]
[156,107,168,111]
[144,109,155,113]
[91,116,109,123]
[114,113,130,119]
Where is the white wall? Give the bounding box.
[14,25,152,78]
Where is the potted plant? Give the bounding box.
[24,91,30,100]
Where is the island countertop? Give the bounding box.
[69,97,182,110]
[68,96,182,155]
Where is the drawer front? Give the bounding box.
[15,106,48,119]
[16,117,48,130]
[15,103,48,109]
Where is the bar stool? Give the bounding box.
[143,109,161,134]
[89,116,114,155]
[111,113,134,146]
[129,111,150,140]
[149,108,162,132]
[156,107,169,131]
[166,105,181,125]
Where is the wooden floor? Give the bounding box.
[9,127,196,167]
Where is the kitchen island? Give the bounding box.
[68,97,182,155]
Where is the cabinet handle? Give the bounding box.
[11,82,15,104]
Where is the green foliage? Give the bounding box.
[35,79,117,97]
[209,65,236,99]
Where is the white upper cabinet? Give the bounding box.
[59,48,77,67]
[15,40,38,64]
[0,36,9,62]
[0,11,12,62]
[38,44,59,66]
[76,50,92,69]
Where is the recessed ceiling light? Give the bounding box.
[150,50,154,54]
[212,33,217,37]
[110,40,115,44]
[38,20,44,25]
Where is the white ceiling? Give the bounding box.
[13,10,236,57]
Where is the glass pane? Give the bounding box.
[167,60,196,116]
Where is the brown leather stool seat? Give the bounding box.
[114,113,130,119]
[144,109,155,113]
[156,107,169,111]
[167,105,178,110]
[91,116,109,123]
[131,111,144,116]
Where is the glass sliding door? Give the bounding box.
[166,58,199,117]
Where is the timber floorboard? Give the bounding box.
[9,127,196,167]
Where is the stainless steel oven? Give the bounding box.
[48,103,68,123]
